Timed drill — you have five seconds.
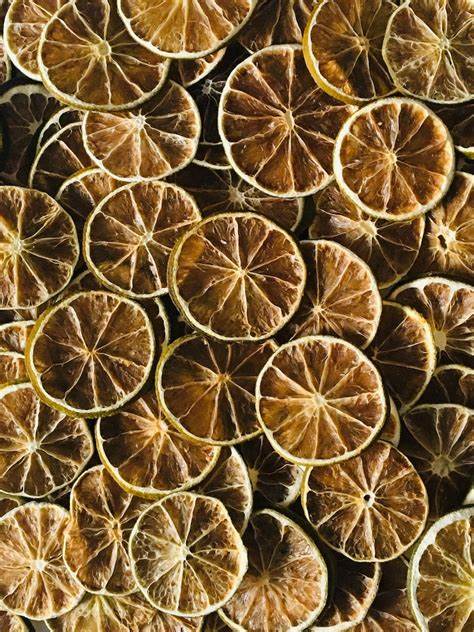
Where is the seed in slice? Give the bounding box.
[172,49,227,87]
[435,103,474,158]
[36,106,83,153]
[390,276,474,366]
[0,320,34,386]
[219,508,328,630]
[157,333,276,444]
[96,389,219,499]
[421,364,474,409]
[309,182,425,288]
[256,335,387,466]
[280,240,382,348]
[408,507,474,631]
[219,45,357,198]
[302,440,429,562]
[84,181,201,299]
[0,186,79,310]
[0,612,27,632]
[334,97,455,220]
[38,0,170,111]
[380,397,401,447]
[25,291,155,417]
[382,0,474,104]
[130,491,247,616]
[303,0,397,105]
[368,301,436,413]
[239,434,304,508]
[168,212,306,340]
[0,502,84,619]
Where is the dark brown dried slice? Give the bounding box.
[172,49,227,87]
[36,106,83,152]
[421,364,474,408]
[435,102,474,158]
[0,611,27,632]
[203,613,232,631]
[0,320,34,386]
[194,143,231,170]
[0,491,23,517]
[379,397,401,447]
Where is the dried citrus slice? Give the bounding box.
[64,465,150,596]
[368,301,436,413]
[303,0,397,105]
[36,107,83,152]
[334,97,455,220]
[0,320,33,386]
[421,364,474,408]
[219,45,356,197]
[168,212,306,341]
[0,186,79,310]
[203,613,231,631]
[280,240,382,348]
[382,0,474,104]
[0,612,27,632]
[390,276,474,366]
[38,0,170,111]
[130,491,247,616]
[239,434,304,508]
[96,389,219,499]
[256,335,387,466]
[0,382,93,498]
[84,181,201,299]
[83,82,200,181]
[195,143,231,171]
[309,182,425,288]
[219,508,328,630]
[435,103,474,158]
[172,49,227,87]
[170,163,304,231]
[408,506,474,631]
[0,502,83,619]
[380,397,401,447]
[302,440,429,562]
[157,334,276,444]
[25,291,155,417]
[0,491,23,517]
[0,36,10,85]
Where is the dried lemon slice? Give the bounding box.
[0,502,84,619]
[0,320,33,386]
[219,45,356,198]
[302,440,429,562]
[25,291,155,417]
[303,0,397,104]
[219,509,328,631]
[157,334,276,444]
[96,389,219,499]
[380,397,401,447]
[172,49,227,87]
[435,103,474,158]
[0,186,79,310]
[168,212,306,341]
[334,97,455,220]
[280,240,382,348]
[256,335,387,466]
[421,364,474,408]
[130,491,248,617]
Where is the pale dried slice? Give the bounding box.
[0,502,84,619]
[168,212,306,340]
[96,389,219,499]
[0,320,34,386]
[302,440,429,562]
[0,36,10,84]
[390,276,474,366]
[38,0,170,111]
[219,45,357,197]
[0,186,79,310]
[157,334,276,444]
[368,301,436,413]
[130,491,247,616]
[303,0,397,104]
[25,291,155,417]
[65,465,150,596]
[36,106,83,152]
[435,103,474,158]
[239,434,304,508]
[83,82,200,181]
[172,49,227,87]
[421,364,474,408]
[380,397,401,447]
[0,382,93,498]
[309,183,425,288]
[382,0,474,104]
[0,491,23,517]
[256,335,387,466]
[219,509,328,630]
[334,97,455,220]
[84,181,201,299]
[408,507,474,631]
[0,612,27,632]
[280,240,382,348]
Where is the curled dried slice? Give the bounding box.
[0,502,84,619]
[334,97,455,220]
[168,212,306,341]
[0,491,23,517]
[280,240,382,348]
[25,291,155,417]
[380,397,401,447]
[157,334,276,444]
[421,364,474,408]
[96,389,219,499]
[302,440,429,562]
[435,103,474,158]
[0,320,33,386]
[256,335,387,465]
[219,509,328,631]
[172,49,227,87]
[129,492,247,616]
[0,612,27,632]
[38,0,170,111]
[219,45,356,197]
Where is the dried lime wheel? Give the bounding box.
[421,364,474,408]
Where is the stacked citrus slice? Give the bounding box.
[0,320,33,386]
